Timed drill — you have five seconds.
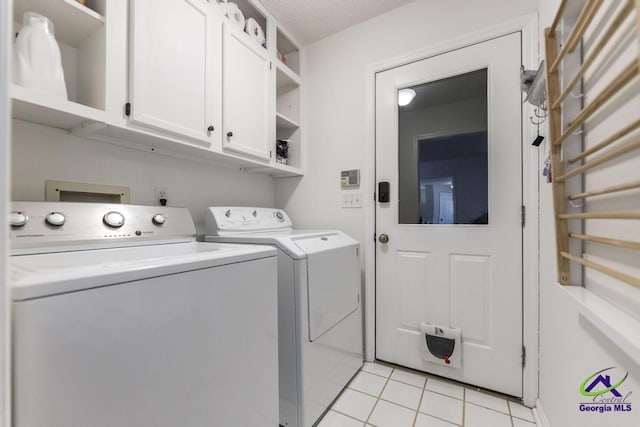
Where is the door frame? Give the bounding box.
[363,13,540,406]
[1,0,10,424]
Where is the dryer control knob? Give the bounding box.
[152,214,166,225]
[46,212,66,226]
[275,211,284,221]
[103,211,125,228]
[10,211,28,227]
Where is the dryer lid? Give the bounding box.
[295,235,360,342]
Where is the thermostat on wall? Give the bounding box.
[341,170,360,188]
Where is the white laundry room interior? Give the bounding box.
[1,0,639,426]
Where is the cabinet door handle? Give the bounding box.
[227,132,233,137]
[207,125,214,132]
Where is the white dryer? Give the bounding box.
[9,202,279,427]
[205,207,364,427]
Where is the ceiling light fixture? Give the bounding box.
[398,88,416,106]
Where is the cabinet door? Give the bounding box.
[222,26,271,160]
[129,0,220,145]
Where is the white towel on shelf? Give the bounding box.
[225,2,245,31]
[245,18,265,46]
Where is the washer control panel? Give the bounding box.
[45,212,66,227]
[206,207,292,235]
[10,202,196,254]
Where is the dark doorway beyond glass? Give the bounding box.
[397,69,488,225]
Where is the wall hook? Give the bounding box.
[530,115,545,125]
[529,116,545,126]
[534,107,548,119]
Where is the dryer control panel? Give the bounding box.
[205,207,293,235]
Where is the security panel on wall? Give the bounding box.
[341,169,360,187]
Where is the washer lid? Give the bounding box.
[10,242,275,301]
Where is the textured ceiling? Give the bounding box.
[259,0,415,45]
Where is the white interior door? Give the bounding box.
[375,33,523,396]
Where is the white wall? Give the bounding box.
[537,1,640,426]
[275,0,537,248]
[11,120,275,237]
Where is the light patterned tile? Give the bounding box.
[464,403,511,427]
[425,378,464,400]
[390,368,427,388]
[512,418,536,427]
[361,362,393,378]
[368,400,416,427]
[348,371,387,397]
[317,411,365,427]
[419,390,463,425]
[380,379,423,410]
[508,401,535,422]
[331,389,377,421]
[414,412,460,426]
[465,389,509,413]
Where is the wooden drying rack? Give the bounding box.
[544,0,640,287]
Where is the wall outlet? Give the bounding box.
[341,192,362,208]
[155,187,168,206]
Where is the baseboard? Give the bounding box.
[532,398,551,427]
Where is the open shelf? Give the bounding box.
[11,84,106,129]
[275,36,301,172]
[276,27,299,75]
[276,61,301,90]
[14,0,105,47]
[271,163,303,178]
[276,112,299,130]
[12,0,107,122]
[72,121,302,177]
[222,0,268,50]
[248,162,303,178]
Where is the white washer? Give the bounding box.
[205,207,364,427]
[10,201,279,427]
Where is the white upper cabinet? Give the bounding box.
[222,25,271,160]
[128,0,222,146]
[9,0,303,176]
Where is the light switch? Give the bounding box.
[341,192,362,208]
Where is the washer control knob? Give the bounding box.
[103,211,125,228]
[10,211,28,227]
[152,214,166,225]
[275,211,285,222]
[45,212,66,226]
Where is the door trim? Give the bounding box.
[363,13,539,406]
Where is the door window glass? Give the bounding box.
[398,69,488,224]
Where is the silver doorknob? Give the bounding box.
[379,234,389,244]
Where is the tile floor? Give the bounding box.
[318,362,536,427]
